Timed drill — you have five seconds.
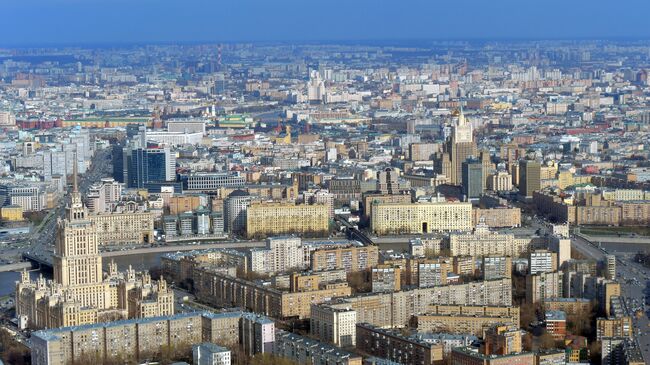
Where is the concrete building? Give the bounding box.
[308,242,379,273]
[448,224,531,258]
[462,158,484,201]
[528,250,557,275]
[310,304,357,347]
[193,343,231,365]
[328,279,513,328]
[246,201,329,238]
[274,330,362,365]
[371,265,401,292]
[356,323,444,365]
[30,311,242,365]
[482,256,512,280]
[247,236,306,274]
[413,306,520,337]
[370,200,473,235]
[240,313,275,356]
[16,167,173,330]
[526,271,563,303]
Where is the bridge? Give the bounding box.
[334,215,375,245]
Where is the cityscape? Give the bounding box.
[0,3,650,365]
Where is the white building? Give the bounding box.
[193,343,231,365]
[529,250,557,275]
[247,236,305,274]
[310,304,357,347]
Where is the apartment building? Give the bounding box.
[274,330,362,365]
[246,201,329,238]
[370,201,473,235]
[310,304,357,347]
[356,323,444,365]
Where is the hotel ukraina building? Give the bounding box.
[16,171,174,330]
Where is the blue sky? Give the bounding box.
[1,0,649,45]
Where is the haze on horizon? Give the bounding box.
[2,0,650,46]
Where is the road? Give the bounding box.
[101,241,266,258]
[573,232,650,361]
[24,147,114,266]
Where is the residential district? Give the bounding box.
[0,40,648,365]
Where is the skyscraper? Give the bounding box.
[519,159,541,198]
[462,158,484,201]
[16,160,174,330]
[433,108,477,185]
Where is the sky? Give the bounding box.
[1,0,650,46]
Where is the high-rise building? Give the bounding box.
[462,158,484,201]
[310,304,357,347]
[528,250,558,275]
[519,159,541,198]
[377,168,400,194]
[16,161,173,329]
[120,145,176,189]
[482,256,512,280]
[433,108,477,185]
[240,313,275,356]
[193,343,231,365]
[224,190,253,234]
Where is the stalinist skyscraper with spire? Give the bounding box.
[433,107,478,185]
[16,159,174,330]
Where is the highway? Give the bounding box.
[572,231,650,362]
[101,241,266,258]
[22,147,114,268]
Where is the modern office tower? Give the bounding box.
[433,108,477,185]
[245,201,329,238]
[15,162,174,329]
[462,158,484,200]
[240,313,275,356]
[370,200,473,235]
[605,254,616,280]
[528,250,558,275]
[120,145,176,188]
[224,190,253,234]
[247,236,305,274]
[371,265,401,292]
[519,159,541,198]
[487,170,513,192]
[377,167,400,194]
[193,343,231,365]
[482,256,512,280]
[310,304,357,347]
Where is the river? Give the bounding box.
[0,241,410,298]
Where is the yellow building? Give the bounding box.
[246,201,329,238]
[370,201,473,235]
[91,211,155,245]
[16,167,173,330]
[0,204,24,221]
